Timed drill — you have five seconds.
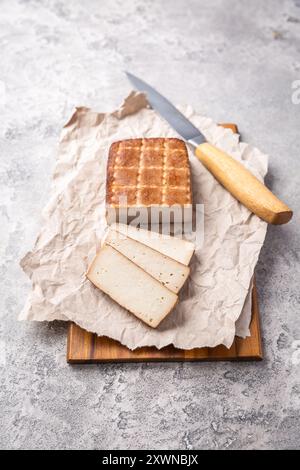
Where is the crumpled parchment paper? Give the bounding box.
[20,92,268,349]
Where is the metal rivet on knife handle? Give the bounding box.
[195,142,293,225]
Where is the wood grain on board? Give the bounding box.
[66,123,263,363]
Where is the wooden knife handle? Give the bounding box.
[195,142,293,225]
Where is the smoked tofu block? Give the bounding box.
[110,223,195,266]
[86,244,178,328]
[106,138,192,224]
[105,229,190,294]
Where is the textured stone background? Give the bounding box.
[1,0,299,450]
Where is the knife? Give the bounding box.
[125,72,292,225]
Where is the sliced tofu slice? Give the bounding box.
[110,223,195,266]
[86,244,178,328]
[105,229,190,294]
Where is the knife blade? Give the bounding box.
[125,71,292,225]
[126,72,204,146]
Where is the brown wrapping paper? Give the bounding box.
[20,92,268,349]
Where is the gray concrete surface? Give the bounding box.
[1,0,299,450]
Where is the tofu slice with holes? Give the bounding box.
[86,244,178,328]
[110,223,195,265]
[105,229,190,294]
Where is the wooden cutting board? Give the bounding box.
[67,123,263,364]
